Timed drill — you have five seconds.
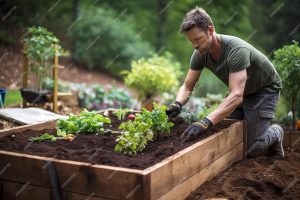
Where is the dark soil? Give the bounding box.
[0,113,235,170]
[186,150,300,200]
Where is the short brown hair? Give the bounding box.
[180,7,214,32]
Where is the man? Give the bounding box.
[166,7,284,159]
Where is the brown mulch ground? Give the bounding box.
[0,47,124,89]
[186,150,300,200]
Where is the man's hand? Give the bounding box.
[166,101,182,118]
[181,117,213,141]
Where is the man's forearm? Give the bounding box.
[176,85,193,105]
[206,92,243,125]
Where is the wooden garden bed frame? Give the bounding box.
[283,131,300,150]
[0,109,246,200]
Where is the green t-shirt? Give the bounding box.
[190,34,281,95]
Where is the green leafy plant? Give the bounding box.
[273,41,300,130]
[181,103,219,125]
[115,103,173,155]
[198,104,219,119]
[123,53,182,101]
[115,120,153,155]
[113,108,130,121]
[29,133,57,142]
[136,103,173,136]
[180,112,199,125]
[42,77,71,92]
[23,26,68,91]
[57,109,111,136]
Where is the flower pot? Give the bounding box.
[0,88,6,107]
[20,88,51,104]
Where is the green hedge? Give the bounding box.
[69,7,153,77]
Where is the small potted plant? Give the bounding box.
[20,26,68,104]
[123,53,182,110]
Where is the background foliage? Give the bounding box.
[1,0,300,118]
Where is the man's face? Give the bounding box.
[185,26,213,54]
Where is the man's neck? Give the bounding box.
[208,33,222,61]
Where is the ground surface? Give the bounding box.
[186,150,300,200]
[0,114,234,169]
[0,47,123,89]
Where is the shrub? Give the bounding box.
[73,83,135,110]
[69,7,153,77]
[23,26,68,91]
[273,41,300,130]
[123,53,182,101]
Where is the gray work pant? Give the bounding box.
[228,89,281,156]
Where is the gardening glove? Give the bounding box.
[181,117,213,141]
[166,101,182,118]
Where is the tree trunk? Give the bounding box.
[72,0,79,21]
[156,0,168,51]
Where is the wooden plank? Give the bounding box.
[22,43,28,108]
[0,120,56,138]
[0,150,145,199]
[0,180,107,200]
[157,142,243,200]
[283,131,300,149]
[53,44,59,113]
[146,121,243,200]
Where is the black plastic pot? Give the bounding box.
[20,88,52,104]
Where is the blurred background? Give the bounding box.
[0,0,299,128]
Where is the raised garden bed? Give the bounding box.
[0,118,19,130]
[283,131,300,150]
[0,109,245,200]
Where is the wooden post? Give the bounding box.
[53,45,58,113]
[22,43,28,108]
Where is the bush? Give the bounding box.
[123,53,182,101]
[69,7,153,77]
[273,41,300,130]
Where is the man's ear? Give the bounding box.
[208,26,214,36]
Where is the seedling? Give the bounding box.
[29,133,75,142]
[113,108,130,121]
[29,133,57,142]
